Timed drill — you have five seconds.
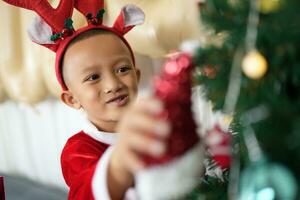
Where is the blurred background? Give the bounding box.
[0,0,203,199]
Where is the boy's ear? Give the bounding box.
[136,68,141,83]
[61,90,81,110]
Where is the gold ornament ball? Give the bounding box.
[242,51,268,79]
[260,0,281,13]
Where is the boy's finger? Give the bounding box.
[126,113,171,138]
[133,97,164,115]
[128,131,167,157]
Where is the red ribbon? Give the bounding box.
[0,176,5,200]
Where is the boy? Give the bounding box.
[60,29,170,200]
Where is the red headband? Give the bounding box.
[3,0,145,90]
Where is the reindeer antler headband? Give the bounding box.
[2,0,145,90]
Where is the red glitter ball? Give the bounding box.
[143,53,200,166]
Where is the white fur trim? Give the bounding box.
[91,144,136,200]
[122,4,145,27]
[92,146,114,200]
[82,118,118,145]
[27,15,54,45]
[135,142,204,200]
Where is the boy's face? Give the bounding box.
[61,33,140,132]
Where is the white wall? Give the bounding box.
[0,99,84,189]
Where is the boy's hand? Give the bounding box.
[109,97,171,192]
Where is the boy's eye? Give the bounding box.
[86,74,100,81]
[116,66,132,74]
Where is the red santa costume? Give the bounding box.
[61,117,117,200]
[61,119,203,200]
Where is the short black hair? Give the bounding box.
[66,29,110,50]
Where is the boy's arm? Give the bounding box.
[107,97,171,200]
[107,150,133,200]
[90,145,131,200]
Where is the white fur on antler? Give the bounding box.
[27,15,54,45]
[122,4,145,27]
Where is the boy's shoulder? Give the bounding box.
[62,131,110,158]
[60,131,111,187]
[66,130,100,143]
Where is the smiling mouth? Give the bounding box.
[106,95,129,107]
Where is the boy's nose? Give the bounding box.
[103,74,123,94]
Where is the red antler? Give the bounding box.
[113,5,145,35]
[2,0,74,33]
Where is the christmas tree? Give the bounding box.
[192,0,300,199]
